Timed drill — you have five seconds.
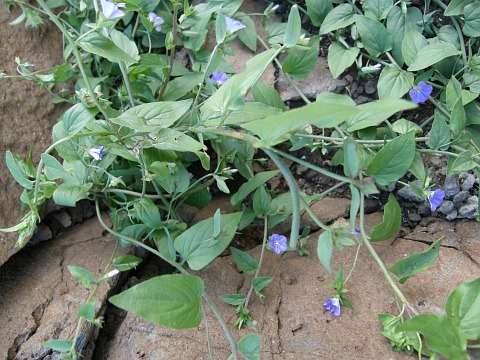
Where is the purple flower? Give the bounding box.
[211,71,229,86]
[428,189,445,211]
[324,297,341,316]
[101,0,125,19]
[89,146,106,160]
[268,234,288,255]
[409,81,433,103]
[225,16,246,34]
[148,12,164,32]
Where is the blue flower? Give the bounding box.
[225,16,246,34]
[268,234,288,255]
[89,146,106,161]
[324,297,341,316]
[428,188,445,211]
[101,0,125,19]
[148,12,164,32]
[409,81,433,103]
[211,71,229,86]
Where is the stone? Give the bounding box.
[276,57,347,101]
[458,204,477,219]
[0,2,66,266]
[453,190,469,206]
[444,176,460,198]
[0,216,136,359]
[364,80,377,94]
[438,200,454,215]
[459,172,476,191]
[446,209,458,220]
[101,212,480,359]
[397,182,424,202]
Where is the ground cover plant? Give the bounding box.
[1,0,480,358]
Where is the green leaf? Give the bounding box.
[355,15,393,57]
[363,0,393,21]
[370,194,401,242]
[216,9,226,44]
[112,255,143,271]
[306,0,332,26]
[445,0,476,16]
[68,265,96,289]
[428,111,451,149]
[320,4,355,34]
[450,99,466,137]
[349,185,360,232]
[163,72,204,101]
[78,32,139,64]
[109,274,204,329]
[366,131,416,186]
[236,13,257,52]
[251,82,286,111]
[252,186,271,216]
[377,65,414,99]
[327,42,360,79]
[266,22,287,45]
[242,94,359,147]
[62,103,96,136]
[174,212,242,270]
[397,315,468,359]
[463,3,480,37]
[445,277,480,340]
[386,6,422,65]
[282,36,320,80]
[5,151,33,189]
[452,150,476,172]
[252,277,273,292]
[409,152,427,182]
[346,98,417,132]
[133,198,162,229]
[391,119,422,135]
[389,240,441,283]
[284,5,301,48]
[53,184,92,207]
[110,100,192,130]
[110,29,140,67]
[407,43,461,72]
[43,339,73,352]
[230,247,258,275]
[78,302,96,322]
[401,30,428,67]
[238,333,261,360]
[219,294,246,306]
[41,154,69,180]
[446,76,463,111]
[343,137,359,177]
[317,230,333,273]
[231,170,279,207]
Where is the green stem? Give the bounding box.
[36,0,109,120]
[118,61,135,108]
[263,149,300,249]
[157,4,179,100]
[299,197,330,232]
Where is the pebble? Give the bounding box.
[453,191,469,206]
[459,172,476,191]
[458,204,477,218]
[438,200,455,215]
[444,176,460,198]
[408,212,421,222]
[446,210,458,220]
[417,203,431,216]
[397,182,424,202]
[364,80,377,94]
[467,195,478,205]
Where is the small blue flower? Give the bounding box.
[148,12,164,32]
[211,71,229,86]
[409,81,433,103]
[89,146,106,161]
[225,16,246,34]
[268,234,288,255]
[101,0,125,19]
[428,188,445,211]
[324,297,341,316]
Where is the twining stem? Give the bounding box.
[94,200,239,359]
[118,61,135,108]
[244,217,268,308]
[36,0,109,120]
[358,192,418,317]
[157,4,179,100]
[263,149,301,249]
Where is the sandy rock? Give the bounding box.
[0,3,66,266]
[0,216,134,359]
[101,213,479,359]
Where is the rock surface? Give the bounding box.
[99,213,480,360]
[0,216,134,359]
[0,3,65,266]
